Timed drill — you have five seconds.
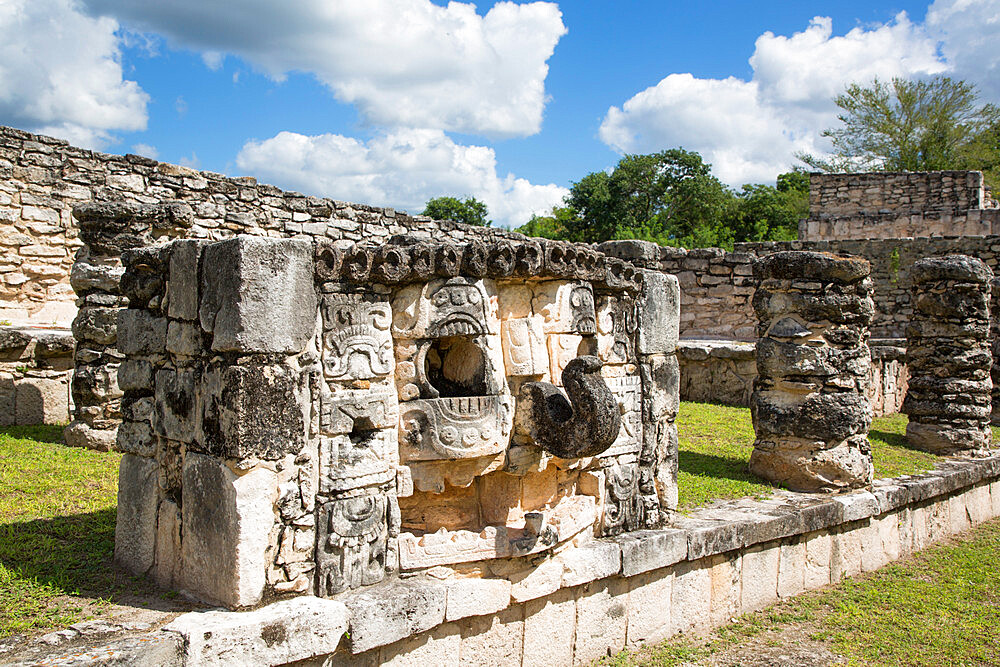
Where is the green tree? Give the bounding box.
[799,76,1000,188]
[422,196,491,227]
[515,206,574,239]
[559,149,737,246]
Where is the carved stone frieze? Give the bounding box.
[391,278,499,339]
[501,316,548,377]
[399,394,514,461]
[596,293,638,364]
[602,461,641,536]
[316,489,398,596]
[321,294,393,381]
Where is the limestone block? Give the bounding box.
[152,499,182,589]
[949,493,973,534]
[637,271,679,355]
[114,454,159,576]
[833,491,879,522]
[64,420,118,452]
[967,484,992,525]
[574,578,628,665]
[875,513,901,565]
[321,293,394,381]
[391,277,500,338]
[380,623,461,667]
[72,306,118,345]
[740,544,779,613]
[991,480,1000,518]
[776,538,805,599]
[116,309,167,356]
[199,236,317,354]
[445,578,512,622]
[617,528,687,577]
[167,239,201,321]
[197,361,307,462]
[118,360,154,392]
[14,376,69,424]
[523,588,576,667]
[497,283,533,321]
[458,607,524,667]
[344,578,447,654]
[836,525,863,578]
[860,518,885,572]
[670,558,712,636]
[896,507,915,556]
[164,596,349,666]
[532,280,596,334]
[180,454,278,607]
[560,540,622,587]
[116,420,154,457]
[399,394,513,462]
[153,367,197,443]
[166,320,202,357]
[0,377,13,426]
[625,568,672,648]
[509,556,565,603]
[501,316,548,377]
[910,505,930,551]
[925,499,951,543]
[709,553,742,628]
[639,354,680,422]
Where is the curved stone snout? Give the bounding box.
[518,355,621,458]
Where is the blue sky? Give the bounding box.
[1,0,997,226]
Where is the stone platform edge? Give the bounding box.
[17,453,1000,667]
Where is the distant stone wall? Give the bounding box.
[0,125,509,327]
[676,339,907,417]
[0,325,73,424]
[801,171,1000,241]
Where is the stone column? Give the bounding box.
[904,255,993,455]
[991,277,1000,426]
[749,251,875,492]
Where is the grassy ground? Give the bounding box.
[676,402,948,509]
[0,425,149,638]
[606,517,1000,666]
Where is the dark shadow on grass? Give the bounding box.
[0,424,65,444]
[870,429,909,449]
[679,450,773,486]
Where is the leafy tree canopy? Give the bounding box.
[422,196,491,227]
[798,76,1000,190]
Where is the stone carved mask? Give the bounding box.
[322,295,394,380]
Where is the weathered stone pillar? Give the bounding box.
[991,276,1000,426]
[904,255,993,455]
[749,251,875,492]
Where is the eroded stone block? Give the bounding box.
[637,271,679,355]
[199,236,317,354]
[501,316,548,377]
[180,454,277,607]
[114,454,159,576]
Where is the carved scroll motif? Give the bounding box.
[602,462,641,536]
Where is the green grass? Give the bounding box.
[606,518,1000,666]
[0,425,129,637]
[676,402,956,509]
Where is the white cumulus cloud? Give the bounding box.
[235,129,568,228]
[0,0,148,148]
[82,0,567,139]
[599,7,999,187]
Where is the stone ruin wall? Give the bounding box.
[0,124,511,328]
[109,225,681,609]
[800,171,1000,241]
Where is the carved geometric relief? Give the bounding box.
[391,278,499,339]
[501,316,548,377]
[316,491,391,596]
[399,394,514,461]
[533,281,596,334]
[602,461,642,536]
[321,294,393,381]
[319,433,396,494]
[597,294,637,364]
[320,385,399,435]
[602,375,642,457]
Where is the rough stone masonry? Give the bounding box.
[749,251,875,492]
[904,254,993,455]
[113,222,681,609]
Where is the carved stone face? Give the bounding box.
[428,280,488,337]
[322,294,393,380]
